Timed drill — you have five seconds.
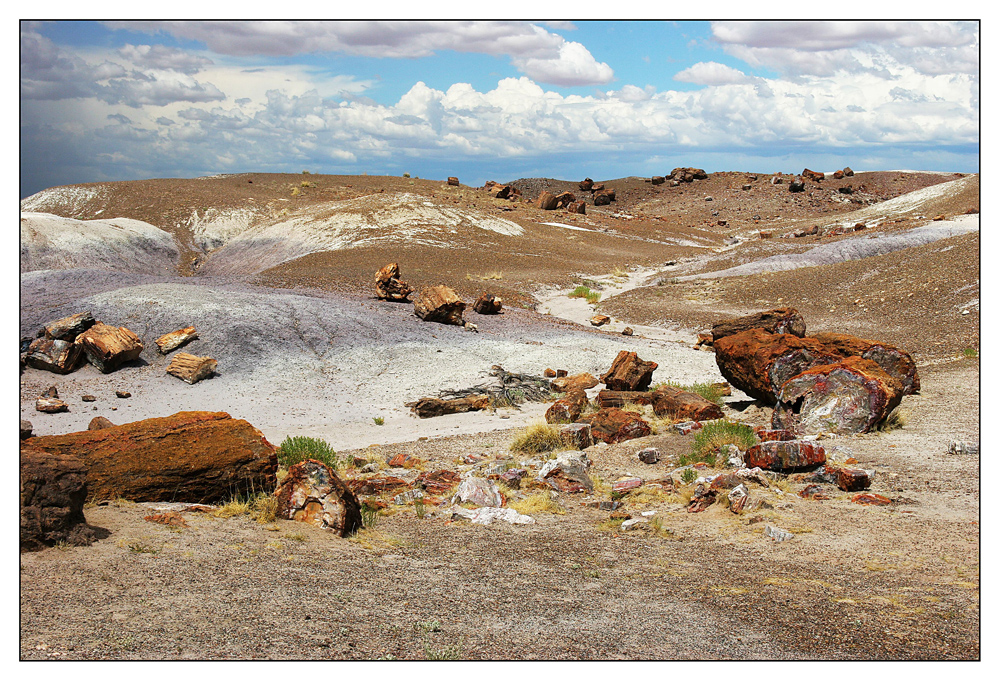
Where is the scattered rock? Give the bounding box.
[144,511,188,528]
[545,389,589,424]
[20,420,33,440]
[166,353,217,384]
[802,168,824,182]
[728,484,750,513]
[275,459,362,536]
[447,176,459,186]
[852,493,892,506]
[449,505,534,525]
[744,440,827,472]
[650,386,724,421]
[687,485,716,513]
[621,327,633,336]
[75,322,144,373]
[593,192,611,207]
[638,447,660,464]
[764,525,794,541]
[408,395,489,418]
[754,428,795,442]
[375,262,415,302]
[552,373,599,393]
[538,452,593,493]
[835,467,872,492]
[388,453,422,469]
[20,449,97,552]
[155,326,199,354]
[88,417,115,430]
[789,178,805,193]
[44,311,96,341]
[36,397,69,414]
[82,395,96,402]
[472,293,503,315]
[451,477,503,507]
[116,391,130,398]
[393,489,425,505]
[651,176,665,185]
[577,408,651,444]
[498,468,527,489]
[612,477,643,493]
[798,484,830,500]
[414,285,466,326]
[590,314,611,326]
[579,178,594,192]
[347,476,409,495]
[621,518,648,530]
[948,441,979,456]
[672,421,703,436]
[559,423,593,450]
[26,338,84,374]
[601,350,658,391]
[712,308,807,342]
[536,191,559,210]
[415,470,462,495]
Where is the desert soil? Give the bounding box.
[19,169,980,660]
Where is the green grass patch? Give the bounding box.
[277,436,340,470]
[659,380,726,406]
[683,420,757,466]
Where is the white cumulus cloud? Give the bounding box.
[674,62,751,86]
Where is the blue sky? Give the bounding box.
[20,20,979,197]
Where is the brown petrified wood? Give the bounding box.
[375,262,415,302]
[600,350,658,392]
[166,352,217,384]
[551,373,599,393]
[413,285,466,325]
[812,331,920,394]
[472,293,503,315]
[744,440,827,471]
[44,311,96,341]
[711,307,807,342]
[577,408,651,444]
[590,314,610,326]
[545,389,589,424]
[536,191,559,210]
[20,411,278,503]
[416,470,462,495]
[274,459,362,537]
[26,338,84,374]
[559,423,593,450]
[20,449,97,552]
[714,328,843,405]
[346,476,410,495]
[447,177,459,186]
[596,390,658,409]
[772,356,904,435]
[649,386,724,421]
[88,416,115,430]
[74,322,144,373]
[155,326,199,354]
[36,397,69,413]
[409,395,489,418]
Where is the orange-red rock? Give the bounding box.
[577,408,651,444]
[744,440,826,472]
[601,351,658,391]
[275,459,361,536]
[811,332,920,395]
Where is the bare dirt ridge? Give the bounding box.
[20,169,979,660]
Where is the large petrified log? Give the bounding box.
[75,322,144,373]
[545,389,589,424]
[155,326,198,354]
[275,459,362,536]
[596,389,658,408]
[472,293,503,314]
[166,352,217,384]
[414,285,466,325]
[375,262,415,302]
[44,311,96,341]
[600,351,658,391]
[536,191,559,210]
[577,407,651,444]
[26,338,84,374]
[811,332,920,394]
[650,386,724,421]
[712,308,807,342]
[714,328,843,405]
[20,449,98,552]
[744,440,826,472]
[772,356,904,435]
[20,411,278,503]
[409,395,489,418]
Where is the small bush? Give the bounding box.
[373,417,385,426]
[681,468,697,485]
[215,491,277,524]
[277,436,340,469]
[403,172,411,178]
[568,285,592,299]
[509,423,563,455]
[585,290,601,304]
[360,500,381,529]
[687,420,757,465]
[962,348,977,359]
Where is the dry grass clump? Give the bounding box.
[684,420,757,465]
[878,407,910,432]
[215,492,278,524]
[509,491,566,515]
[509,423,563,455]
[659,380,727,406]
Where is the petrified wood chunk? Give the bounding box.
[166,352,217,384]
[155,326,198,354]
[409,395,489,418]
[596,390,658,409]
[711,308,806,342]
[577,408,651,444]
[447,176,460,186]
[20,449,97,552]
[579,178,594,191]
[36,397,69,413]
[554,191,576,208]
[20,420,33,440]
[346,476,410,496]
[275,459,362,537]
[536,191,559,210]
[414,285,466,325]
[488,184,511,199]
[375,262,415,302]
[772,357,904,435]
[836,467,872,492]
[75,322,144,373]
[650,386,724,421]
[26,338,84,374]
[601,351,658,391]
[566,201,586,214]
[88,416,115,430]
[44,311,96,341]
[802,168,824,182]
[559,423,593,450]
[714,328,843,405]
[545,389,588,424]
[472,293,503,315]
[538,452,593,493]
[593,192,611,206]
[812,332,920,394]
[551,373,599,393]
[744,440,827,472]
[416,470,462,495]
[590,314,610,326]
[20,411,278,503]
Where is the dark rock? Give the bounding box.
[545,389,588,424]
[20,449,97,552]
[811,332,920,395]
[472,293,503,315]
[20,420,33,440]
[26,338,84,374]
[638,448,660,464]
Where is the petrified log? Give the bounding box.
[346,476,410,496]
[554,191,576,208]
[577,408,651,444]
[650,386,724,421]
[559,423,593,450]
[545,389,588,424]
[744,440,827,472]
[651,176,665,185]
[593,192,611,206]
[166,352,217,384]
[275,459,362,536]
[566,201,586,214]
[409,395,489,418]
[447,176,460,186]
[551,373,599,393]
[26,338,84,374]
[596,390,657,409]
[811,332,920,394]
[714,328,843,405]
[44,311,96,341]
[802,168,824,182]
[472,293,503,315]
[536,191,559,210]
[590,314,610,326]
[155,326,198,354]
[75,322,144,373]
[20,449,97,552]
[88,416,115,430]
[414,285,466,325]
[579,178,594,192]
[601,351,658,391]
[36,397,69,413]
[375,262,415,302]
[711,308,806,342]
[488,184,511,199]
[20,411,278,503]
[772,356,904,435]
[789,178,805,192]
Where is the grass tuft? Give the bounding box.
[509,491,566,515]
[659,380,726,406]
[878,407,909,432]
[215,492,278,523]
[509,423,563,455]
[684,420,757,465]
[277,436,340,469]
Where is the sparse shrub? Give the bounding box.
[962,348,978,359]
[215,491,277,524]
[568,285,592,299]
[403,172,411,178]
[681,468,697,485]
[585,290,601,304]
[509,423,563,455]
[509,491,566,515]
[302,170,311,174]
[291,186,301,197]
[373,417,385,426]
[360,500,381,529]
[277,436,340,470]
[686,420,756,465]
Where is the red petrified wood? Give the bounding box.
[744,440,827,472]
[275,459,362,536]
[600,351,658,391]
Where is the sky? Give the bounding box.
[19,19,980,198]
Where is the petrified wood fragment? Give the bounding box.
[414,285,466,325]
[714,328,843,405]
[600,350,658,392]
[551,373,599,393]
[409,395,489,418]
[596,390,658,409]
[166,352,217,384]
[20,420,33,440]
[26,338,84,374]
[772,357,904,435]
[44,311,95,341]
[36,397,69,413]
[20,449,97,552]
[275,459,362,536]
[590,314,610,326]
[346,476,410,496]
[536,191,559,210]
[577,408,651,444]
[559,423,593,450]
[812,332,920,394]
[472,293,503,314]
[744,440,827,472]
[711,308,806,342]
[20,411,278,503]
[155,326,198,354]
[375,262,415,302]
[650,386,724,422]
[75,322,144,373]
[416,470,462,495]
[545,389,588,424]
